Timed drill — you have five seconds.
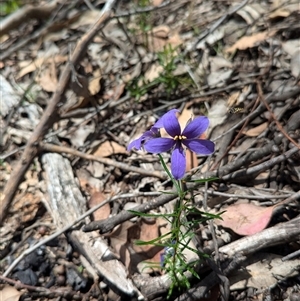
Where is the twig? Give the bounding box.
[203,189,292,200]
[0,275,82,300]
[222,146,299,181]
[256,81,300,150]
[0,0,119,224]
[39,142,166,179]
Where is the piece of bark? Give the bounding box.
[41,153,143,299]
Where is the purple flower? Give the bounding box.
[144,110,215,180]
[127,109,179,151]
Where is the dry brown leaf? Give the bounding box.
[109,221,134,268]
[88,69,102,95]
[12,192,41,223]
[269,0,299,19]
[227,91,240,107]
[35,62,58,92]
[18,55,67,78]
[225,30,276,53]
[152,0,163,6]
[93,141,127,157]
[186,149,198,173]
[217,203,275,235]
[243,122,268,137]
[144,63,163,82]
[1,286,21,301]
[145,25,183,52]
[88,192,110,221]
[76,169,103,195]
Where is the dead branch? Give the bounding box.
[39,142,166,180]
[0,0,119,224]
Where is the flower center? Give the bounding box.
[174,135,187,141]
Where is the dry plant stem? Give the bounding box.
[223,146,299,181]
[0,0,118,224]
[204,189,291,200]
[210,96,260,170]
[39,142,165,179]
[0,275,83,300]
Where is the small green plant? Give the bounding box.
[0,0,21,16]
[128,44,194,101]
[127,109,221,297]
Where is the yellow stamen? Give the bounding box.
[174,135,187,140]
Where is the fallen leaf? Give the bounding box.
[217,203,275,235]
[152,0,163,6]
[93,141,127,157]
[18,55,67,78]
[88,192,110,221]
[226,30,276,53]
[142,25,183,52]
[144,63,163,82]
[88,69,102,95]
[35,61,58,92]
[227,91,240,108]
[186,149,198,173]
[1,286,21,301]
[269,0,299,19]
[243,122,268,137]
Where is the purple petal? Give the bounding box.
[127,137,143,151]
[127,129,160,151]
[154,109,179,129]
[171,144,186,180]
[182,116,209,139]
[144,137,175,153]
[182,139,215,155]
[163,111,181,137]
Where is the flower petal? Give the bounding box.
[127,137,143,151]
[171,144,186,180]
[182,139,215,155]
[144,138,175,153]
[163,111,181,137]
[127,129,160,151]
[182,116,209,139]
[154,109,179,129]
